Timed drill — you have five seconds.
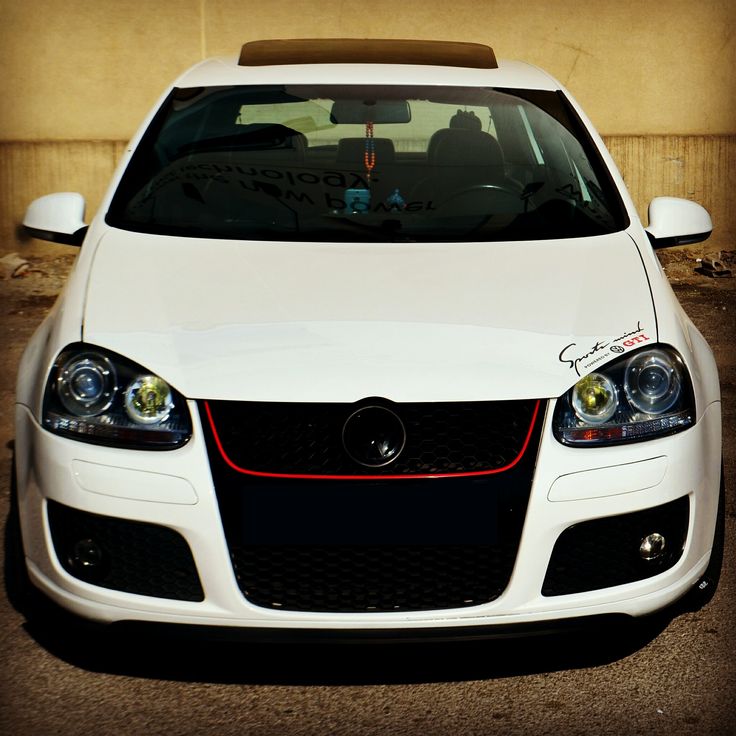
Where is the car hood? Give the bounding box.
[83,229,656,402]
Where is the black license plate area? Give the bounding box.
[238,478,499,545]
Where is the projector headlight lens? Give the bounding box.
[624,349,681,414]
[57,353,116,417]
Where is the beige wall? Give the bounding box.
[1,0,734,250]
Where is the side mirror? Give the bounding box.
[23,192,88,246]
[645,197,712,249]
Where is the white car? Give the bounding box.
[13,39,724,639]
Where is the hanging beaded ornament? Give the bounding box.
[364,121,376,181]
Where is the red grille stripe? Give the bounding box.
[204,399,541,481]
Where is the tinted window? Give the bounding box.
[107,85,628,241]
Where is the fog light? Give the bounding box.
[69,538,104,576]
[639,532,666,561]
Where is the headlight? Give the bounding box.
[624,349,682,414]
[553,345,694,446]
[570,373,618,424]
[124,375,174,425]
[43,344,191,449]
[57,353,116,417]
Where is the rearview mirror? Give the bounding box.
[645,197,712,249]
[330,99,411,124]
[23,192,88,246]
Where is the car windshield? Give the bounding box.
[107,84,628,242]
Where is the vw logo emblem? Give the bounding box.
[342,405,406,468]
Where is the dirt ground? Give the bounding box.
[1,241,735,736]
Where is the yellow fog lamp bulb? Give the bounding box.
[124,375,174,425]
[571,372,618,424]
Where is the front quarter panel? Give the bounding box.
[629,227,721,416]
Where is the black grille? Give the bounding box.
[202,398,545,613]
[231,545,511,612]
[47,500,204,601]
[203,398,538,476]
[542,496,689,596]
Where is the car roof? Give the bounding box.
[173,39,560,91]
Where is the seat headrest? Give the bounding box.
[428,128,504,167]
[449,109,482,131]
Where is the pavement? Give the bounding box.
[0,244,734,736]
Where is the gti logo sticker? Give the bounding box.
[558,321,650,376]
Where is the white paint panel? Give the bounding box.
[548,456,668,502]
[72,459,199,505]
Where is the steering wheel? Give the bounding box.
[434,183,524,233]
[440,183,521,205]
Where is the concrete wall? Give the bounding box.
[1,0,734,251]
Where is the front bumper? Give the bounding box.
[14,398,722,633]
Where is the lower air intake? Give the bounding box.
[231,544,512,613]
[47,500,204,602]
[542,496,689,596]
